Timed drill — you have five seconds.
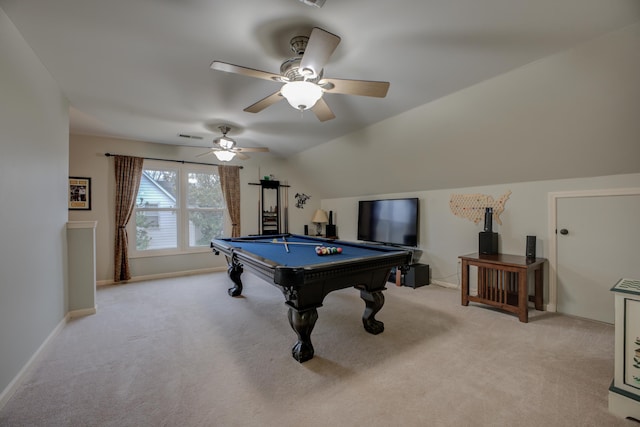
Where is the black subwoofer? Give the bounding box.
[479,232,498,255]
[325,224,336,238]
[403,264,430,288]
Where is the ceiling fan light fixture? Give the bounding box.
[300,67,316,78]
[300,0,326,8]
[281,81,323,111]
[298,0,325,8]
[218,136,235,149]
[214,150,236,162]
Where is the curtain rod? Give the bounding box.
[104,153,243,168]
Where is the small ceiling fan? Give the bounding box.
[197,125,269,161]
[211,27,390,122]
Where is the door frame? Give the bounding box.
[547,187,640,313]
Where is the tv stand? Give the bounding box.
[359,241,422,262]
[360,242,424,285]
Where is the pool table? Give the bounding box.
[210,234,414,362]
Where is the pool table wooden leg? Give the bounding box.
[287,307,318,363]
[226,255,244,297]
[358,288,385,335]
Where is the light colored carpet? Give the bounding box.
[0,272,635,427]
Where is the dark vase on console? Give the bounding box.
[479,207,498,254]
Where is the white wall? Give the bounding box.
[321,173,640,302]
[290,22,640,199]
[0,9,69,401]
[69,134,327,282]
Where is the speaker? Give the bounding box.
[304,225,309,235]
[325,224,336,238]
[526,235,536,259]
[479,232,498,255]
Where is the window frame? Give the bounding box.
[128,160,229,258]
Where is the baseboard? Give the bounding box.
[431,279,459,289]
[0,315,67,411]
[68,307,97,319]
[97,266,226,287]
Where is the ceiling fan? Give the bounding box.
[196,125,269,161]
[210,27,390,122]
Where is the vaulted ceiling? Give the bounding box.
[1,0,639,157]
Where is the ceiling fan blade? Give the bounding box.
[210,61,284,82]
[196,149,216,158]
[244,91,283,113]
[311,98,336,122]
[320,78,390,98]
[299,28,341,78]
[234,152,250,160]
[234,147,269,153]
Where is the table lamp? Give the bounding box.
[311,209,329,236]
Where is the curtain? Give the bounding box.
[113,155,144,282]
[218,165,241,238]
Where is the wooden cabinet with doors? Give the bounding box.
[609,278,640,420]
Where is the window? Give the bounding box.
[140,203,160,228]
[130,161,227,256]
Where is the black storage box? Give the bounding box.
[388,263,430,288]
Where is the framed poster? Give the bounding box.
[69,177,92,210]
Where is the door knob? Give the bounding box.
[559,228,569,235]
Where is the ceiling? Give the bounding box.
[2,0,639,158]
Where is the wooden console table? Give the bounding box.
[460,253,545,323]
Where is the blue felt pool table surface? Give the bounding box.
[214,234,406,267]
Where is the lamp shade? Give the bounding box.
[214,150,236,162]
[312,209,329,224]
[281,81,323,111]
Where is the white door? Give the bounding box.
[557,194,640,324]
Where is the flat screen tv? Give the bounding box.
[357,198,419,247]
